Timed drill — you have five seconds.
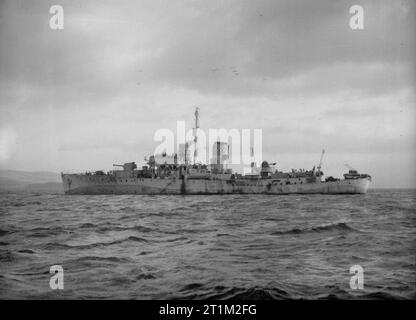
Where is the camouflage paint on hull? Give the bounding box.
[62,174,370,195]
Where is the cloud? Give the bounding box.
[0,0,414,188]
[142,0,416,96]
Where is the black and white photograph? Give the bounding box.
[0,0,415,311]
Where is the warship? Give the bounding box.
[61,109,371,195]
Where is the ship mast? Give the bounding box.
[193,107,199,165]
[317,149,325,174]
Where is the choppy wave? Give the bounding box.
[0,189,415,299]
[172,284,410,300]
[271,222,358,235]
[0,229,13,237]
[70,255,130,264]
[173,284,291,300]
[99,225,154,233]
[43,236,149,250]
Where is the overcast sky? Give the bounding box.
[0,0,415,188]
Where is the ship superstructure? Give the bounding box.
[61,109,371,195]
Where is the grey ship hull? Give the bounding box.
[61,174,370,195]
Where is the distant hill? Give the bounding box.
[0,170,63,194]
